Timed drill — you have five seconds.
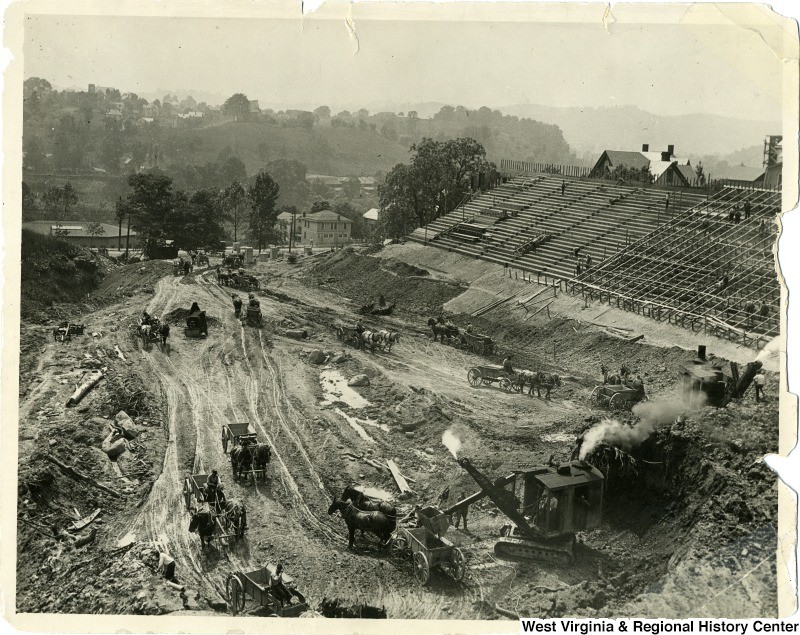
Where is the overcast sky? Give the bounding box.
[23,11,786,121]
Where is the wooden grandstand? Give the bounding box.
[408,172,779,349]
[569,186,780,349]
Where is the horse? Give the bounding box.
[252,443,272,481]
[375,330,400,352]
[189,510,217,549]
[601,364,625,386]
[231,444,253,481]
[319,598,387,619]
[360,330,380,353]
[341,486,397,539]
[222,500,247,539]
[530,371,562,399]
[327,499,393,549]
[427,318,459,343]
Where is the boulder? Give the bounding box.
[307,350,327,365]
[286,329,308,340]
[101,432,128,458]
[330,353,349,364]
[348,374,370,387]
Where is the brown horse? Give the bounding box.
[327,499,393,549]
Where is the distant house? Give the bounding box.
[22,221,137,249]
[105,108,123,122]
[363,208,380,224]
[142,103,160,118]
[591,144,696,187]
[300,210,352,247]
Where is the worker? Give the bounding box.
[153,548,176,582]
[159,322,170,347]
[502,356,514,374]
[248,293,260,308]
[631,374,645,398]
[466,324,474,334]
[355,319,365,335]
[183,260,190,275]
[232,294,243,317]
[438,486,450,507]
[142,310,152,325]
[561,180,566,196]
[754,370,766,403]
[206,469,220,498]
[190,301,201,314]
[270,563,294,607]
[453,493,468,530]
[744,201,752,220]
[378,293,386,308]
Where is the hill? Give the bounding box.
[499,103,780,160]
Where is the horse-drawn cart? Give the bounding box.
[460,331,496,355]
[390,507,466,586]
[221,423,257,454]
[183,474,238,547]
[591,384,647,411]
[226,565,309,616]
[467,364,515,392]
[230,273,260,292]
[336,325,363,349]
[242,305,263,327]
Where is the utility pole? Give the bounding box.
[289,209,296,253]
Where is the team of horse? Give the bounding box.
[230,442,272,482]
[137,319,170,349]
[337,326,401,353]
[515,369,563,399]
[427,317,460,343]
[188,498,247,549]
[327,486,398,550]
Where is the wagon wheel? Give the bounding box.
[467,368,482,387]
[391,536,409,557]
[609,393,625,411]
[451,548,466,582]
[590,386,602,405]
[413,551,430,586]
[499,378,512,392]
[473,341,485,355]
[226,574,245,615]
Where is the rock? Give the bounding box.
[307,350,327,365]
[286,329,308,340]
[348,374,370,387]
[424,448,434,455]
[101,432,128,458]
[405,432,415,439]
[331,353,348,364]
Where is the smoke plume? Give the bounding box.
[579,393,700,459]
[442,429,462,459]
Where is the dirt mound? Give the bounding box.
[20,230,108,322]
[307,250,460,316]
[91,260,174,303]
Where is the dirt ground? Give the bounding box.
[15,244,780,619]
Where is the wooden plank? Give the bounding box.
[69,508,101,531]
[387,459,411,493]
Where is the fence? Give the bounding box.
[500,160,591,177]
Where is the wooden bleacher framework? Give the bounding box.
[408,172,780,350]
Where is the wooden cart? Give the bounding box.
[226,565,309,616]
[467,364,515,392]
[182,474,236,546]
[460,331,495,355]
[390,507,466,586]
[221,422,257,454]
[590,384,648,411]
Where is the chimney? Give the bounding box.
[697,345,707,360]
[667,144,675,157]
[661,151,671,161]
[642,144,649,152]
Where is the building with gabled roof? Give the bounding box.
[300,209,352,247]
[591,144,696,187]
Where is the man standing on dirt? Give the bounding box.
[503,356,514,374]
[232,294,243,318]
[453,494,468,530]
[183,260,190,276]
[754,370,766,403]
[159,322,170,348]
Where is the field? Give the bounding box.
[15,242,780,618]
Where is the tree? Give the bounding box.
[86,221,105,247]
[378,137,493,235]
[341,176,361,200]
[172,189,227,250]
[220,180,248,241]
[219,156,247,184]
[310,200,331,214]
[22,181,37,219]
[42,182,79,222]
[123,173,176,254]
[310,178,333,200]
[223,93,252,122]
[265,159,309,209]
[313,105,331,118]
[247,171,280,252]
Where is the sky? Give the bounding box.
[23,9,787,122]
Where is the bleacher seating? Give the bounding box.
[582,187,780,342]
[407,172,779,347]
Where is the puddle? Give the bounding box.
[542,431,575,443]
[320,369,370,409]
[335,407,375,443]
